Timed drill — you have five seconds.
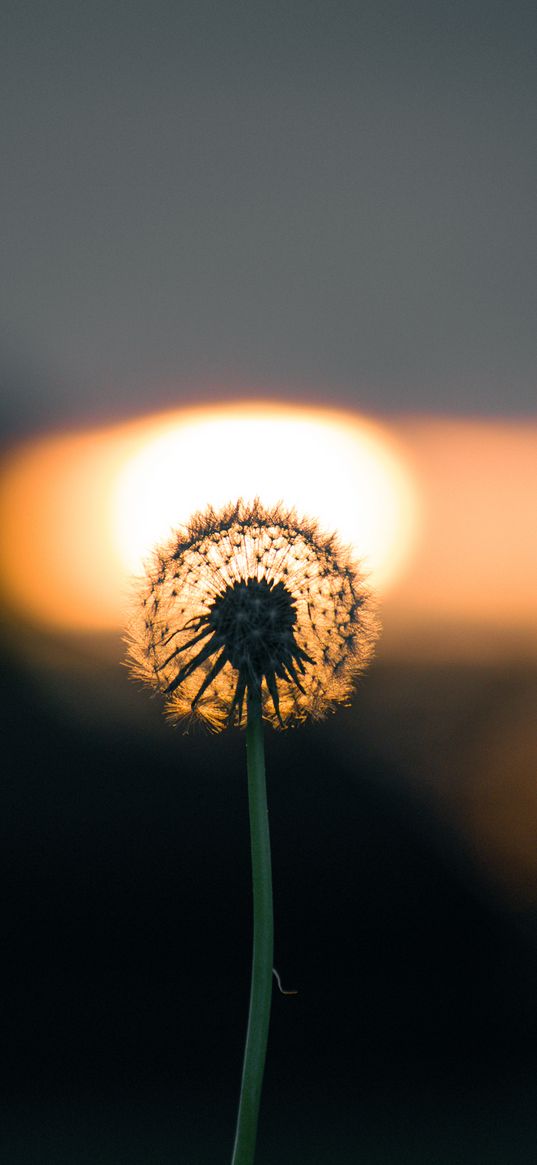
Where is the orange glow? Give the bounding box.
[0,403,418,632]
[385,419,537,655]
[0,428,128,631]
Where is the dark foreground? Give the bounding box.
[2,630,536,1163]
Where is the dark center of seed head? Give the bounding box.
[208,577,297,673]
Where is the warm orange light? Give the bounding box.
[0,402,418,632]
[0,428,127,631]
[385,419,537,656]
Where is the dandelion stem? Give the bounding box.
[231,686,273,1165]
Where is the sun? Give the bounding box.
[112,405,418,593]
[0,401,419,631]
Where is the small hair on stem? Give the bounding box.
[272,967,298,996]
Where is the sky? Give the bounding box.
[1,0,536,438]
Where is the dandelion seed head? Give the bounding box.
[126,499,380,730]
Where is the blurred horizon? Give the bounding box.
[2,404,536,658]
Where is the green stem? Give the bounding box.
[231,687,273,1165]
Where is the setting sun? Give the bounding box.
[0,403,418,632]
[113,407,417,588]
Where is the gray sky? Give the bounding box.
[1,0,536,436]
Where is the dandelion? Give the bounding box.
[126,498,380,1165]
[126,498,378,731]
